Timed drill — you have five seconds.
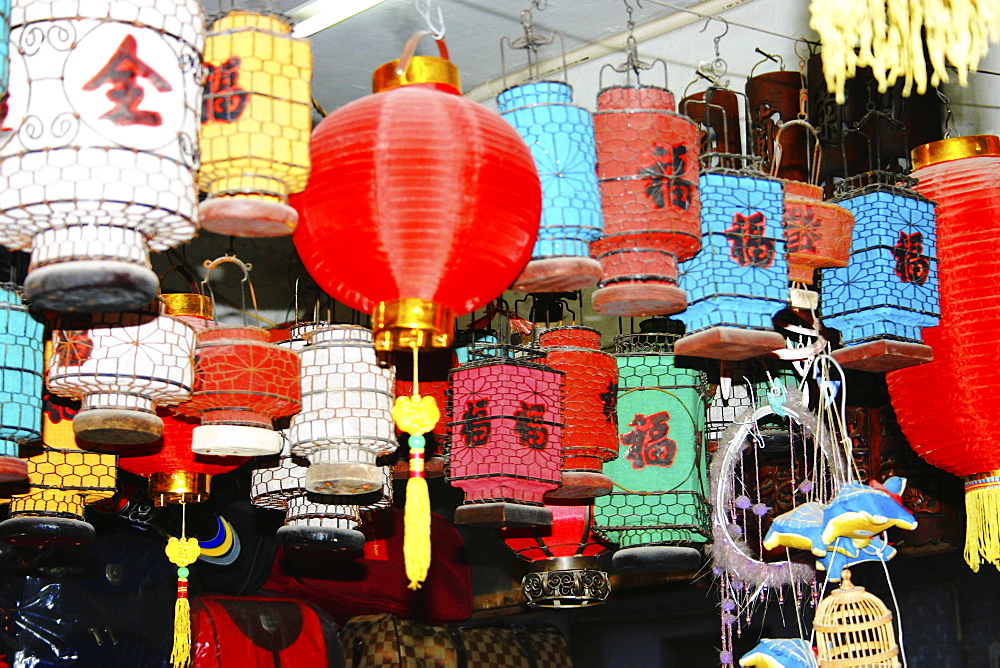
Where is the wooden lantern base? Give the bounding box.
[673,327,786,361]
[0,456,28,484]
[512,257,603,293]
[199,197,299,238]
[611,545,703,573]
[453,502,553,527]
[545,470,613,499]
[74,409,163,446]
[591,283,687,317]
[277,525,366,551]
[0,516,95,548]
[25,260,159,313]
[832,340,934,373]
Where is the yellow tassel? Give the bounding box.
[170,592,191,668]
[404,472,431,589]
[964,478,1000,572]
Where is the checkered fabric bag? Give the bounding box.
[342,614,572,667]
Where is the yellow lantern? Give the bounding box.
[198,10,312,237]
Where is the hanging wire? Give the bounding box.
[414,0,445,40]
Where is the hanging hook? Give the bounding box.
[936,88,955,139]
[699,15,729,59]
[413,0,445,40]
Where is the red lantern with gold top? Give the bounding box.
[590,80,702,317]
[538,326,618,498]
[500,500,612,608]
[292,36,540,352]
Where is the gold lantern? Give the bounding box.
[814,570,900,667]
[198,10,312,237]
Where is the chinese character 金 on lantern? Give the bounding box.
[0,283,43,483]
[590,77,701,317]
[198,9,312,237]
[447,348,564,527]
[501,80,604,293]
[825,171,938,372]
[0,0,204,312]
[500,500,613,608]
[45,304,197,445]
[593,319,710,572]
[538,326,619,499]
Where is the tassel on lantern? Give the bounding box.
[963,472,1000,572]
[392,345,440,589]
[165,505,200,668]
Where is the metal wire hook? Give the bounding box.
[413,0,445,40]
[936,88,955,139]
[699,15,729,59]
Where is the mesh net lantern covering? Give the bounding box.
[0,284,43,483]
[288,325,397,496]
[499,80,604,293]
[538,326,619,499]
[118,408,247,507]
[447,350,565,527]
[593,320,710,573]
[590,83,702,317]
[500,500,613,608]
[198,10,311,237]
[887,135,1000,572]
[0,0,204,313]
[291,38,540,352]
[824,171,938,372]
[45,305,196,445]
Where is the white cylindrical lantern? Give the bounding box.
[46,307,196,445]
[0,0,204,312]
[289,325,397,495]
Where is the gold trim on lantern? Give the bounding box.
[160,293,214,320]
[148,471,211,507]
[911,135,1000,169]
[371,298,454,351]
[372,56,461,94]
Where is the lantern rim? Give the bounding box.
[911,134,1000,169]
[148,471,211,507]
[372,298,454,351]
[161,293,214,320]
[372,56,460,94]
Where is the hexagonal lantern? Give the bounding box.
[0,283,43,483]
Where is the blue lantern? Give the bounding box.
[499,81,604,293]
[824,172,938,372]
[593,319,710,572]
[0,0,8,102]
[675,171,788,359]
[0,284,41,482]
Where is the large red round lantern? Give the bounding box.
[292,39,541,351]
[887,135,1000,572]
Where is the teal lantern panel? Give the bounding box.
[0,0,8,97]
[593,326,710,556]
[0,285,43,461]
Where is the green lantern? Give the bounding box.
[593,318,711,572]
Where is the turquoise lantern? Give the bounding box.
[499,80,604,293]
[824,172,939,372]
[0,0,8,111]
[0,281,42,482]
[593,319,710,572]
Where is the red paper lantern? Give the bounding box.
[887,135,1000,571]
[118,409,247,506]
[590,85,701,316]
[173,326,301,457]
[292,40,541,351]
[500,500,612,608]
[538,326,619,498]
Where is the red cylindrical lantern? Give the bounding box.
[447,353,564,526]
[173,326,301,457]
[538,326,618,498]
[590,85,701,316]
[292,39,540,352]
[118,409,247,506]
[887,135,1000,571]
[500,500,612,608]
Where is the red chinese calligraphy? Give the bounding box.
[83,35,172,127]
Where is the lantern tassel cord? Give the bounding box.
[964,478,1000,572]
[165,501,200,668]
[393,343,440,589]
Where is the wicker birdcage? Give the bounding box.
[813,570,900,667]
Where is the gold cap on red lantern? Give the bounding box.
[160,293,213,320]
[148,471,211,507]
[372,56,460,94]
[372,298,454,351]
[911,135,1000,169]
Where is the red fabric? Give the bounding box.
[887,154,1000,476]
[118,409,247,478]
[500,499,611,562]
[262,509,473,625]
[192,595,333,667]
[292,83,541,316]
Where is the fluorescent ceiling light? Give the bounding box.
[288,0,387,38]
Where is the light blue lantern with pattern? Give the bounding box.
[0,0,8,100]
[0,283,42,481]
[499,81,604,292]
[675,171,788,360]
[824,172,938,372]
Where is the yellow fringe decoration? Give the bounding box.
[170,594,192,668]
[404,470,432,589]
[964,482,1000,572]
